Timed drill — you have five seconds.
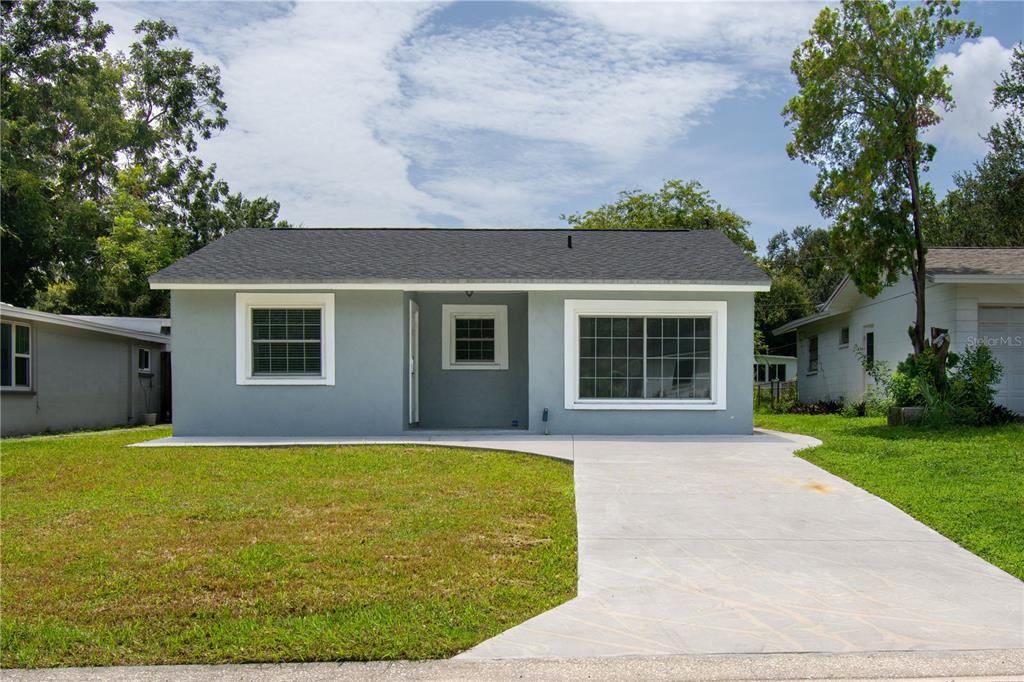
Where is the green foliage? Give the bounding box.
[841,385,893,418]
[764,225,842,307]
[895,346,947,399]
[756,225,844,357]
[561,179,756,254]
[930,46,1024,247]
[888,345,1009,426]
[784,0,979,354]
[1,0,289,315]
[888,370,918,408]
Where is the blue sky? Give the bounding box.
[98,1,1023,251]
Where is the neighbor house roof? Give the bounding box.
[149,228,770,289]
[772,246,1024,335]
[926,247,1024,280]
[0,304,170,345]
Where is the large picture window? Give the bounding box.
[578,316,711,400]
[235,293,335,385]
[564,300,727,410]
[1,321,31,389]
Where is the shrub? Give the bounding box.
[916,344,1010,427]
[888,370,918,407]
[788,399,844,415]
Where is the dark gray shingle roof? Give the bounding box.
[150,228,769,285]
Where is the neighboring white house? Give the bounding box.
[774,247,1024,414]
[753,354,796,384]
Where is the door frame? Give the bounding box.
[862,324,875,393]
[408,300,420,425]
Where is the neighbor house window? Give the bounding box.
[441,305,508,370]
[564,300,727,410]
[138,348,152,373]
[865,330,875,366]
[840,327,850,347]
[1,321,31,389]
[807,335,819,374]
[235,293,335,386]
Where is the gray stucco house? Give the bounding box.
[775,247,1024,414]
[1,304,171,436]
[150,228,769,436]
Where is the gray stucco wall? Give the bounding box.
[414,293,529,429]
[170,290,405,436]
[1,321,165,436]
[527,291,756,435]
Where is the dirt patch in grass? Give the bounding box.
[1,427,577,667]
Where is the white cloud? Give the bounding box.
[557,2,822,67]
[99,2,450,226]
[94,2,818,228]
[377,10,750,224]
[929,37,1014,154]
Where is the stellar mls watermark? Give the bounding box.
[967,335,1024,348]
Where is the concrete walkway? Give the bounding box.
[136,429,1024,659]
[458,430,1023,657]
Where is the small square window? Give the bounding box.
[442,305,508,370]
[138,348,152,373]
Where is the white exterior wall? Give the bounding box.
[797,278,955,403]
[796,277,1024,406]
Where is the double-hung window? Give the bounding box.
[441,304,508,370]
[1,321,31,390]
[235,293,335,385]
[807,335,819,374]
[564,300,727,410]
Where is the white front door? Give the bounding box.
[978,306,1024,414]
[409,300,420,424]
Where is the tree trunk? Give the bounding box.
[906,154,928,356]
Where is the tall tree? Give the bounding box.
[1,0,120,306]
[1,0,289,314]
[756,225,844,356]
[783,0,979,356]
[764,225,843,307]
[561,179,756,254]
[930,45,1024,247]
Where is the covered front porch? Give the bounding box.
[405,291,530,431]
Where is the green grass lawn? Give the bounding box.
[757,414,1024,581]
[0,427,577,668]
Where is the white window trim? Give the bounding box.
[235,293,335,386]
[2,321,32,391]
[563,299,728,411]
[838,326,850,348]
[137,347,153,374]
[806,335,819,376]
[441,304,509,370]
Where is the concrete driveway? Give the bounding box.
[140,429,1023,659]
[449,430,1024,658]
